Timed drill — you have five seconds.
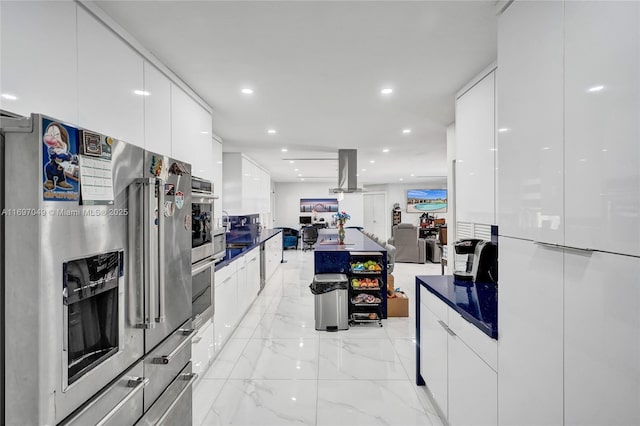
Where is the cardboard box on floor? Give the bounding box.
[387,296,409,317]
[386,274,409,317]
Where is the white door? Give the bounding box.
[363,192,387,241]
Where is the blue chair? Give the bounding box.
[275,227,299,250]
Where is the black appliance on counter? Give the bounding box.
[453,239,498,283]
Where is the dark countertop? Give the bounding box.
[416,275,498,339]
[314,228,387,252]
[215,229,282,271]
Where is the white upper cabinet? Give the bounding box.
[170,84,213,177]
[77,7,144,146]
[143,62,171,156]
[564,1,640,256]
[497,0,564,243]
[0,1,78,124]
[564,251,640,426]
[223,153,271,215]
[455,70,496,226]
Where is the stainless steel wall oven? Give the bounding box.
[191,177,218,330]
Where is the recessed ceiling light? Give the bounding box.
[268,129,277,134]
[587,85,604,92]
[356,173,359,177]
[498,128,510,133]
[410,173,415,177]
[361,168,367,172]
[381,88,393,95]
[297,173,302,177]
[601,148,608,152]
[402,129,411,134]
[133,90,150,96]
[399,178,404,181]
[382,148,390,153]
[281,148,288,152]
[369,160,375,164]
[200,131,209,135]
[294,168,299,171]
[217,161,223,164]
[300,178,305,181]
[289,160,295,164]
[241,88,254,95]
[1,93,17,100]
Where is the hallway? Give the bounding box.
[194,250,443,425]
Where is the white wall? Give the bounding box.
[273,182,364,229]
[366,180,449,227]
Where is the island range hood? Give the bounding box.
[330,149,364,193]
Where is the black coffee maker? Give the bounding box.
[453,239,498,283]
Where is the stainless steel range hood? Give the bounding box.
[330,149,364,193]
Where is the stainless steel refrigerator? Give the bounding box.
[1,114,195,425]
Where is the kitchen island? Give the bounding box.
[314,229,388,319]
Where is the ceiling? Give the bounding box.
[94,0,498,185]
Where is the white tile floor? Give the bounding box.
[193,249,444,426]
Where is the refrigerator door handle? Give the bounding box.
[130,178,155,329]
[153,328,196,364]
[155,373,198,425]
[95,376,149,426]
[156,178,166,323]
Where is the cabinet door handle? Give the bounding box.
[534,241,594,252]
[438,320,456,336]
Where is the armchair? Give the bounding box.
[274,227,299,250]
[388,223,426,264]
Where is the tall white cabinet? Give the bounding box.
[497,1,640,425]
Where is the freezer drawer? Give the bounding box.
[60,361,146,426]
[143,320,195,411]
[136,362,197,426]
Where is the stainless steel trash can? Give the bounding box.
[310,273,349,331]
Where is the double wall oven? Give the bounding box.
[191,177,223,330]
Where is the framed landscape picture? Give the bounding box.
[300,198,339,213]
[406,189,447,213]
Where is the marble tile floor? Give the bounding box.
[194,249,444,426]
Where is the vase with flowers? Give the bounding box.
[333,211,351,245]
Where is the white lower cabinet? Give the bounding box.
[420,301,448,416]
[564,251,640,426]
[419,287,497,425]
[245,248,261,298]
[213,245,267,354]
[264,233,282,283]
[192,319,214,381]
[448,334,497,426]
[214,262,238,352]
